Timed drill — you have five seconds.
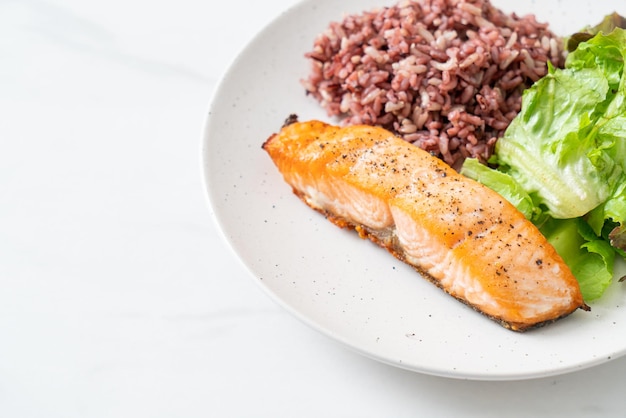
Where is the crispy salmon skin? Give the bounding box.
[262,118,587,331]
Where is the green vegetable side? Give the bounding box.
[461,17,626,301]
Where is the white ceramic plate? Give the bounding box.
[203,0,626,380]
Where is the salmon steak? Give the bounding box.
[262,117,587,331]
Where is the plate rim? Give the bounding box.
[201,0,626,381]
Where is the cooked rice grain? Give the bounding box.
[302,0,564,168]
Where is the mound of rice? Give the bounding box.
[302,0,564,168]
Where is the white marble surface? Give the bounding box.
[2,0,626,416]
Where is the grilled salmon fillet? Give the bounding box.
[262,117,587,331]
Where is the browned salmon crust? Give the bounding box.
[263,118,587,331]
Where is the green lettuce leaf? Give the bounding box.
[540,218,614,301]
[492,63,616,219]
[566,12,626,52]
